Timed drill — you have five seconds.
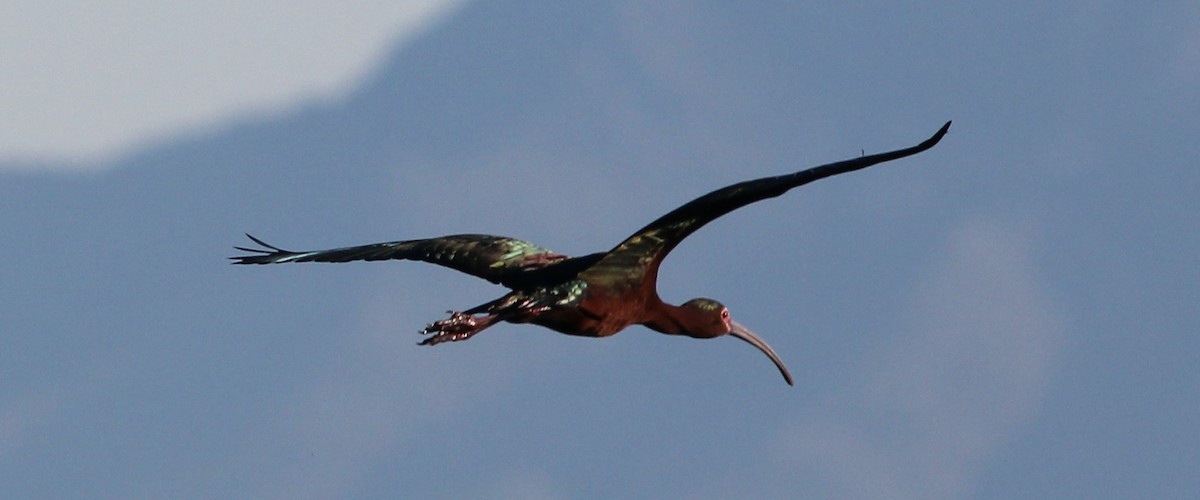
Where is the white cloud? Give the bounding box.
[0,0,463,167]
[773,217,1066,499]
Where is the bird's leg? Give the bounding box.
[418,290,562,346]
[419,311,500,346]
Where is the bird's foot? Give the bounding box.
[419,311,486,346]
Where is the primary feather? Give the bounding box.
[232,233,568,287]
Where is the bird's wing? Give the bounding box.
[231,233,568,286]
[582,121,951,289]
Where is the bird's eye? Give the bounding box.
[721,309,729,319]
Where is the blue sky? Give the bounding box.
[2,2,1197,498]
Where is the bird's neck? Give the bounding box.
[642,301,692,337]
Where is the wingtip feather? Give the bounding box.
[919,120,952,150]
[230,234,299,264]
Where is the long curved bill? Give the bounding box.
[729,320,794,386]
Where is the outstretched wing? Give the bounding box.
[582,121,951,289]
[231,233,569,287]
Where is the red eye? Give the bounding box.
[721,309,729,319]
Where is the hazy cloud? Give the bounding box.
[0,386,67,463]
[774,217,1066,499]
[480,464,566,500]
[242,278,521,499]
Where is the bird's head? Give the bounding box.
[679,298,794,386]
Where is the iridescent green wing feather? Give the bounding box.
[582,122,951,289]
[231,233,568,287]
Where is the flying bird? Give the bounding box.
[232,121,951,385]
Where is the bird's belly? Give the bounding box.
[528,310,618,337]
[528,298,640,338]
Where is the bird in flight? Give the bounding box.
[233,121,951,385]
